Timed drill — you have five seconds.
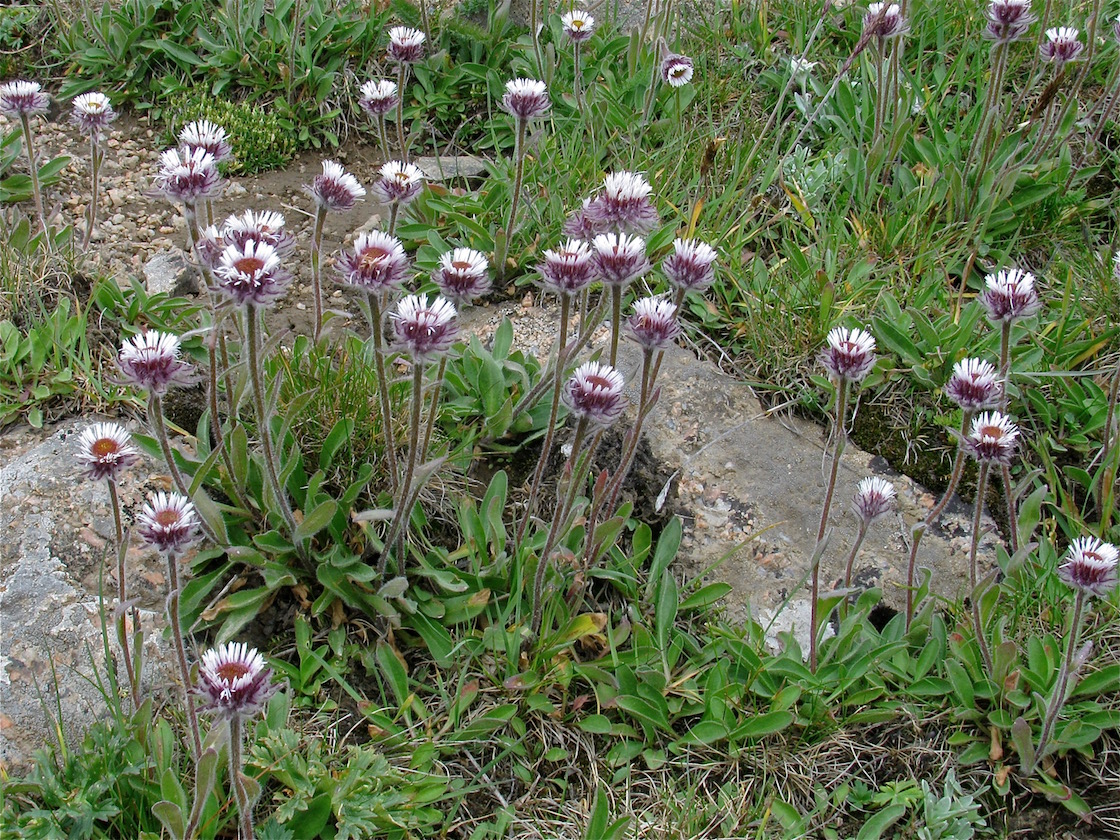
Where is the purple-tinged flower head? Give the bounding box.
[661,52,695,87]
[945,358,1001,411]
[626,296,681,350]
[71,92,116,139]
[980,268,1041,323]
[337,230,410,292]
[0,80,50,119]
[392,294,459,360]
[502,78,551,122]
[215,240,290,307]
[77,422,138,482]
[1058,537,1119,598]
[433,247,491,305]
[136,491,200,556]
[592,232,651,287]
[195,642,279,719]
[178,120,232,164]
[821,326,876,383]
[359,79,399,117]
[562,197,600,240]
[307,160,366,213]
[588,171,659,235]
[387,26,425,64]
[563,361,627,427]
[663,238,718,293]
[1040,26,1084,65]
[852,476,896,526]
[539,238,597,296]
[1114,14,1120,45]
[984,0,1036,44]
[561,9,595,43]
[371,160,425,206]
[195,225,225,270]
[964,411,1020,464]
[155,147,222,205]
[222,209,295,257]
[864,2,909,40]
[118,330,196,396]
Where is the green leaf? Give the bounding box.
[730,710,794,740]
[1072,664,1119,699]
[578,714,614,735]
[855,804,906,840]
[678,582,732,611]
[295,499,337,542]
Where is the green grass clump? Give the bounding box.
[159,90,298,176]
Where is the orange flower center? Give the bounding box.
[215,662,250,682]
[234,256,265,275]
[155,509,181,527]
[359,248,389,270]
[91,438,119,458]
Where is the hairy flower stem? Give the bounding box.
[641,67,661,125]
[377,363,426,578]
[366,292,399,494]
[906,412,974,629]
[83,133,101,250]
[968,461,995,673]
[531,417,591,638]
[387,202,400,237]
[376,115,391,163]
[839,520,870,621]
[608,285,623,367]
[996,321,1018,552]
[165,550,202,762]
[605,348,655,511]
[108,479,141,708]
[419,0,432,45]
[149,394,191,497]
[395,63,410,162]
[310,206,327,342]
[583,349,659,571]
[420,356,448,461]
[246,304,301,546]
[19,113,47,234]
[1004,0,1054,134]
[518,294,571,546]
[1029,588,1087,774]
[811,379,849,672]
[529,0,544,79]
[966,43,1009,180]
[502,295,609,438]
[573,42,583,113]
[639,0,655,43]
[873,42,888,153]
[503,119,529,260]
[229,716,256,840]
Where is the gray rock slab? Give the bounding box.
[144,248,199,297]
[414,155,489,181]
[1,420,176,771]
[617,339,1000,637]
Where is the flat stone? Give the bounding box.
[620,339,1000,633]
[0,420,176,771]
[143,248,199,297]
[414,155,489,181]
